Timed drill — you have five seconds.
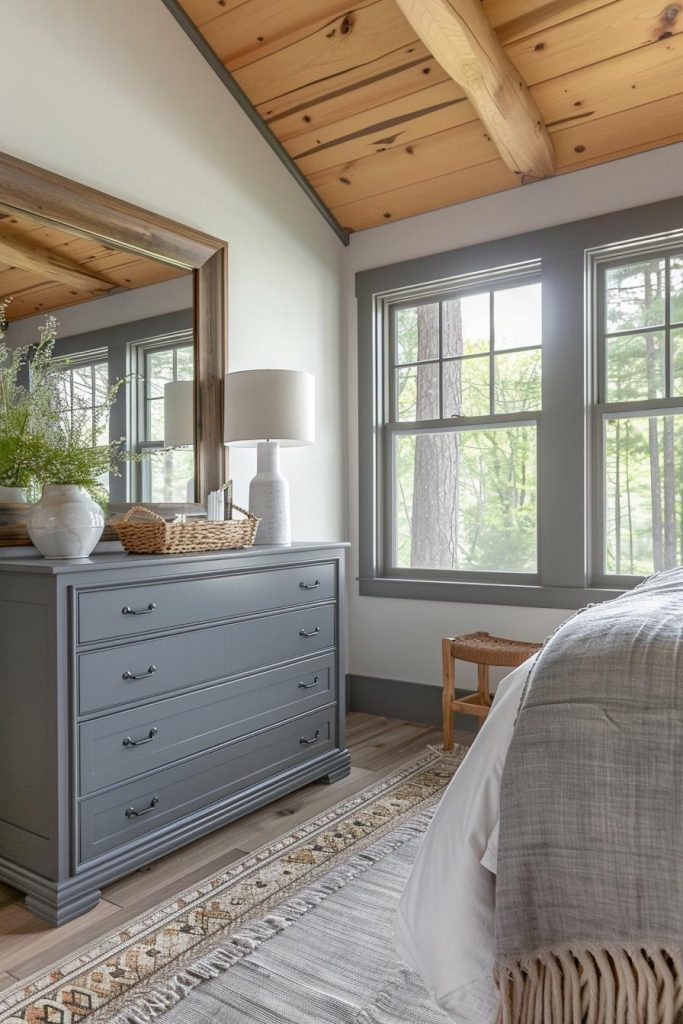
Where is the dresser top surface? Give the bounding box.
[0,541,349,575]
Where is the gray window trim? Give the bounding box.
[356,196,683,609]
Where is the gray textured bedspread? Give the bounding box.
[494,568,683,1024]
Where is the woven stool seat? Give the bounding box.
[441,630,542,750]
[447,631,541,667]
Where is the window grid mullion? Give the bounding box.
[438,300,443,420]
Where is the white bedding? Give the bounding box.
[393,660,531,1023]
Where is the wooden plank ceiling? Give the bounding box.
[175,0,683,233]
[0,211,186,322]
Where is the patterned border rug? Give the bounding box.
[0,746,466,1023]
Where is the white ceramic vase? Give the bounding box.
[27,485,105,559]
[0,485,27,504]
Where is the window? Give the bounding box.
[52,348,110,447]
[595,249,683,580]
[388,270,541,580]
[51,348,111,494]
[358,199,683,608]
[131,332,194,502]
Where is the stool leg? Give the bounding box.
[442,638,455,751]
[477,663,491,731]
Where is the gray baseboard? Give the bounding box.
[347,674,477,734]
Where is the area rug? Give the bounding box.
[0,745,466,1023]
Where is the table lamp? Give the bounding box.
[224,369,315,544]
[163,380,194,447]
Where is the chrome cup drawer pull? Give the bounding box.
[122,727,158,748]
[298,675,320,690]
[121,602,157,616]
[299,626,320,639]
[299,580,320,590]
[122,665,157,681]
[299,729,321,745]
[125,795,159,818]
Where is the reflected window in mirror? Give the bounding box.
[131,330,195,503]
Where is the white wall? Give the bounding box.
[0,0,345,542]
[345,144,683,691]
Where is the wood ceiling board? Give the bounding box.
[179,0,250,27]
[552,90,683,169]
[258,42,435,125]
[483,0,617,44]
[533,31,683,129]
[231,1,416,106]
[270,54,448,143]
[292,82,473,175]
[310,119,499,209]
[331,157,517,230]
[201,0,379,68]
[507,0,683,87]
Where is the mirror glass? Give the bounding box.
[0,209,196,504]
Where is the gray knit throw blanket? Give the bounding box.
[494,568,683,1024]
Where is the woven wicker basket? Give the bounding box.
[114,505,259,555]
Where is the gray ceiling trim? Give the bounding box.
[161,0,350,247]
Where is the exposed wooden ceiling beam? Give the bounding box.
[0,232,116,295]
[394,0,556,180]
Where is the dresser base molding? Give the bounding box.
[1,748,351,925]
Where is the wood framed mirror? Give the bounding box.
[0,151,227,544]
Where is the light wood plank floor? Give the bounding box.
[0,713,468,984]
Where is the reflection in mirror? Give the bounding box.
[0,210,195,503]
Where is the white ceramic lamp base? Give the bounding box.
[249,441,291,545]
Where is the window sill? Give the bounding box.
[358,576,625,610]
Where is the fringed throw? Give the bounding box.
[496,947,683,1024]
[494,568,683,1024]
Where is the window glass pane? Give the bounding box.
[606,331,665,402]
[395,304,438,364]
[605,259,666,333]
[494,349,542,412]
[145,448,195,503]
[443,357,490,417]
[604,413,683,576]
[146,349,174,397]
[94,363,109,403]
[494,283,541,350]
[443,293,489,356]
[71,366,93,404]
[672,329,683,395]
[396,364,439,421]
[394,426,537,573]
[670,256,683,323]
[175,344,194,380]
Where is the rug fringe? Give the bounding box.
[105,810,435,1024]
[495,945,683,1024]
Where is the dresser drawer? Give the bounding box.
[78,656,336,794]
[78,604,336,715]
[77,562,336,644]
[78,708,337,863]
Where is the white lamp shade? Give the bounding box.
[224,369,315,447]
[163,380,194,447]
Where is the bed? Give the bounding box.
[394,568,683,1024]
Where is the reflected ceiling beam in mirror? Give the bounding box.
[0,231,116,294]
[394,0,555,181]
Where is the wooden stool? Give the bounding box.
[441,631,542,750]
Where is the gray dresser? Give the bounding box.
[0,542,349,924]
